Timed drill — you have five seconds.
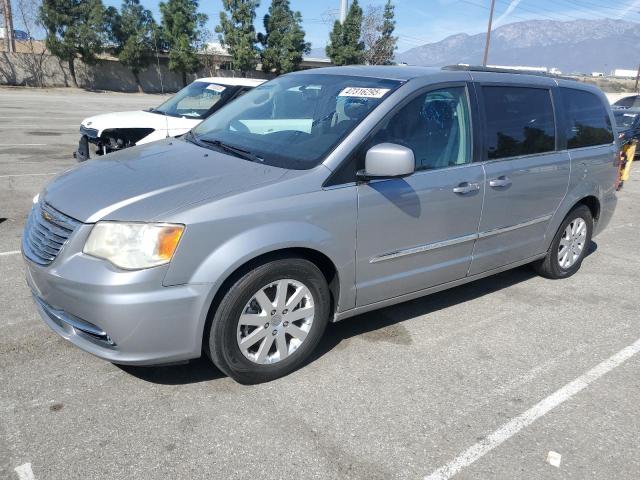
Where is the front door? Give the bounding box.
[355,85,484,307]
[469,85,570,275]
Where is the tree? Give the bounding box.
[40,0,108,87]
[108,0,156,92]
[326,0,364,66]
[159,0,207,87]
[216,0,260,75]
[14,0,48,86]
[257,0,309,75]
[2,0,16,53]
[362,0,397,65]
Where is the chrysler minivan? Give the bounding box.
[23,66,619,383]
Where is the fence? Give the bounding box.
[0,51,272,93]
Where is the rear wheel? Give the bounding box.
[206,258,330,384]
[533,205,593,279]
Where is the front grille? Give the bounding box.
[23,202,80,266]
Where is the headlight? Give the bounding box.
[84,222,184,270]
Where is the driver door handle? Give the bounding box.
[452,182,480,194]
[489,176,512,188]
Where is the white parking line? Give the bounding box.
[424,337,640,480]
[0,143,47,146]
[14,463,35,480]
[0,251,20,257]
[0,173,57,178]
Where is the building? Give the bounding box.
[488,64,549,73]
[203,42,331,73]
[612,69,638,79]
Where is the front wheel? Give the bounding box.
[533,205,593,279]
[206,258,330,384]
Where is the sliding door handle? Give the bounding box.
[453,182,480,194]
[489,176,512,188]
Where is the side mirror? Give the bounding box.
[357,143,415,180]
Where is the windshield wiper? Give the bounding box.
[148,108,167,116]
[198,138,264,163]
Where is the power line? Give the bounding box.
[558,0,640,18]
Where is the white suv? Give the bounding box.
[74,77,265,161]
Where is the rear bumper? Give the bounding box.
[25,252,212,366]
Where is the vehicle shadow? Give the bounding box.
[307,265,538,365]
[117,356,225,385]
[118,241,598,385]
[311,240,598,364]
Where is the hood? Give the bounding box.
[81,110,172,135]
[42,139,289,223]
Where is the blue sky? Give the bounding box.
[25,0,640,52]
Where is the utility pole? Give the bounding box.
[635,63,640,93]
[1,0,16,53]
[482,0,496,66]
[339,0,348,24]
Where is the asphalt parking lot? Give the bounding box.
[1,87,639,480]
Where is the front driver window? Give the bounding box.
[373,86,472,171]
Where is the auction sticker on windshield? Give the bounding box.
[338,87,390,98]
[206,84,227,92]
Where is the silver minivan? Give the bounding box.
[23,66,619,383]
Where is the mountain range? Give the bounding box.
[310,19,640,74]
[394,18,640,73]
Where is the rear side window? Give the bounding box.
[482,86,556,160]
[560,88,613,149]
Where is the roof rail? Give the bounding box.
[442,64,576,81]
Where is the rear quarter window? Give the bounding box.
[481,86,556,160]
[560,88,613,149]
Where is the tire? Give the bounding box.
[206,258,330,384]
[533,205,593,279]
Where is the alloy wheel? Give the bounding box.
[557,217,587,269]
[236,279,315,365]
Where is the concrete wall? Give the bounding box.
[0,52,272,93]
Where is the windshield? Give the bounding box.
[153,82,236,119]
[614,110,638,129]
[614,95,640,109]
[192,74,402,169]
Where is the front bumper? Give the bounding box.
[74,125,99,162]
[74,135,91,162]
[24,239,212,365]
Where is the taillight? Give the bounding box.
[615,149,626,190]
